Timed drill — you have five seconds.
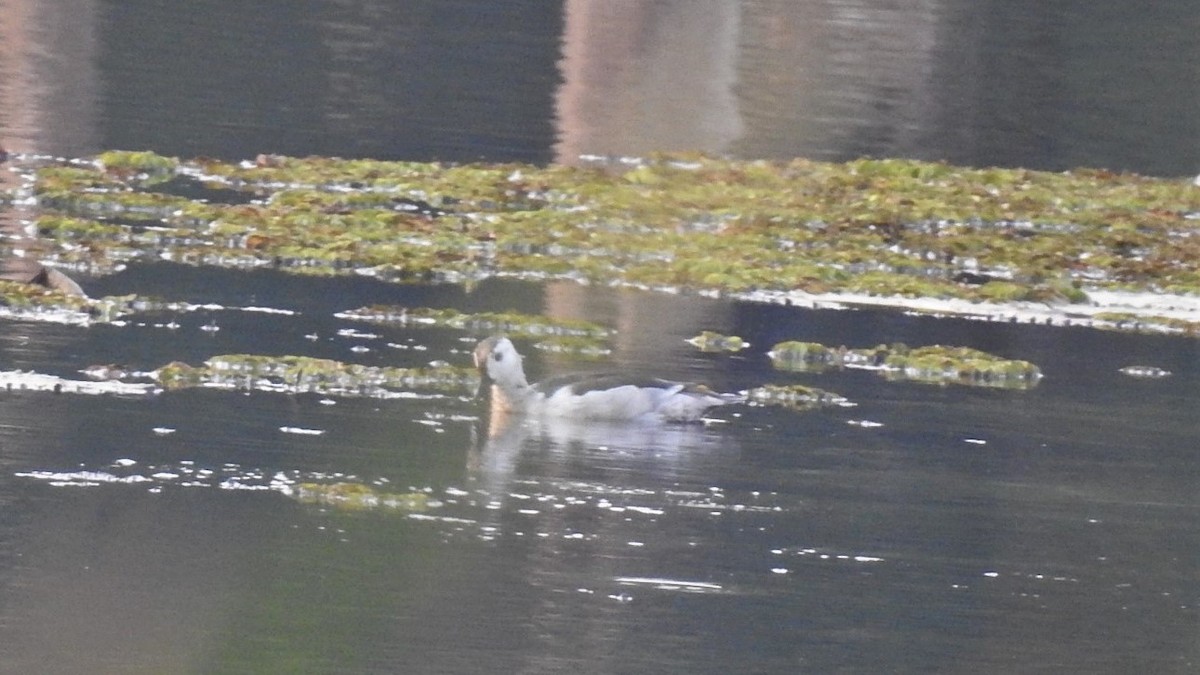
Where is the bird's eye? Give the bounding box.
[493,352,504,362]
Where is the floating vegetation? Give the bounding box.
[880,345,1043,387]
[143,354,479,398]
[15,456,436,514]
[0,278,113,324]
[7,151,1198,335]
[530,335,613,358]
[1118,365,1172,378]
[1091,312,1200,336]
[766,341,847,373]
[336,306,613,355]
[287,482,432,512]
[336,305,612,338]
[768,341,1042,389]
[96,150,179,177]
[686,331,750,352]
[743,384,852,411]
[0,276,281,327]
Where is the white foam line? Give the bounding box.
[614,576,723,591]
[239,306,297,315]
[279,426,325,436]
[741,287,1200,333]
[0,370,161,396]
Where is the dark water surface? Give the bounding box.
[1,1,1199,673]
[1,0,1197,175]
[0,271,1197,673]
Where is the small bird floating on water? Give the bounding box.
[0,256,86,297]
[473,336,739,422]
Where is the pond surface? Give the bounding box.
[1,270,1198,673]
[1,1,1199,673]
[1,0,1197,175]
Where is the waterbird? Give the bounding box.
[0,256,86,297]
[473,336,739,422]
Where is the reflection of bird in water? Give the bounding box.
[462,342,743,670]
[472,413,728,470]
[0,256,86,297]
[472,336,739,424]
[466,398,735,519]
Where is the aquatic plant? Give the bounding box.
[686,331,750,352]
[83,355,477,396]
[336,306,614,355]
[880,344,1042,387]
[8,150,1200,334]
[743,384,852,411]
[141,354,479,398]
[765,341,847,373]
[96,150,179,177]
[768,341,1042,389]
[335,306,612,339]
[288,482,431,512]
[0,278,140,325]
[1091,312,1200,336]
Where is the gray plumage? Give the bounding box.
[474,336,737,422]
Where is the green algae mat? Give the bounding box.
[9,150,1198,306]
[767,341,1042,389]
[5,149,1199,405]
[5,149,1198,394]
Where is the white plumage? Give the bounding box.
[473,336,737,422]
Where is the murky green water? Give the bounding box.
[0,271,1197,673]
[2,1,1199,672]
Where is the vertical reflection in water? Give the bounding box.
[554,0,743,162]
[0,0,99,156]
[318,1,394,154]
[0,1,100,284]
[733,0,946,161]
[540,281,734,380]
[466,410,741,673]
[554,0,1197,175]
[94,1,561,162]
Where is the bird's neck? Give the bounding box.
[489,368,533,411]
